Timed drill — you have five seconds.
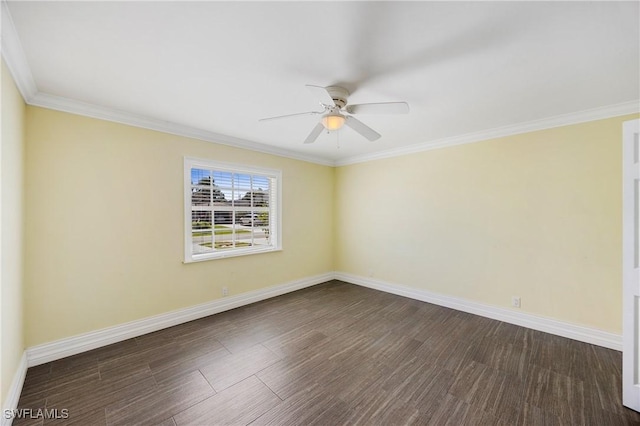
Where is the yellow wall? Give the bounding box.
[1,61,26,403]
[13,94,638,347]
[335,115,638,334]
[23,107,334,346]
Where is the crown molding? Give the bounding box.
[3,1,638,169]
[1,0,37,101]
[29,92,639,169]
[29,92,335,166]
[0,1,333,167]
[335,100,640,166]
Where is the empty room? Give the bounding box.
[1,1,640,425]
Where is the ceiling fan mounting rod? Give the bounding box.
[325,86,349,109]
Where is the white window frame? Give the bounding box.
[184,157,282,262]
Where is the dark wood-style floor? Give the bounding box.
[14,280,640,425]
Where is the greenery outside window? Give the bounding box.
[184,157,281,262]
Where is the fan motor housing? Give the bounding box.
[326,86,349,109]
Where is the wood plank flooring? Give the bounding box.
[13,280,640,425]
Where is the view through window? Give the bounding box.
[184,158,281,262]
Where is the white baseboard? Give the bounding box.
[5,269,622,418]
[2,352,27,426]
[335,272,622,351]
[23,270,622,370]
[26,272,334,367]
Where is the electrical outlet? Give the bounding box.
[222,286,229,297]
[511,296,521,308]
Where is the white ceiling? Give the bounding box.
[3,1,639,165]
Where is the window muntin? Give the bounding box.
[184,158,281,262]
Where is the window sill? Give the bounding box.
[184,246,282,263]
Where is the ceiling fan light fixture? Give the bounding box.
[321,113,345,131]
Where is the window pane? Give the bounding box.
[191,169,212,207]
[253,175,270,191]
[213,171,233,206]
[234,173,252,191]
[256,212,269,227]
[191,210,211,229]
[235,191,252,207]
[214,214,234,250]
[214,171,233,190]
[192,186,210,206]
[236,210,254,227]
[252,189,269,207]
[191,169,211,186]
[211,185,227,205]
[213,210,232,225]
[252,213,270,246]
[234,223,253,248]
[192,230,213,254]
[253,176,270,207]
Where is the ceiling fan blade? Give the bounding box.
[345,116,381,141]
[305,85,335,107]
[259,111,322,122]
[303,123,325,144]
[346,102,409,115]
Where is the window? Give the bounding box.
[184,157,281,262]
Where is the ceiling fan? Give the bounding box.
[259,85,409,144]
